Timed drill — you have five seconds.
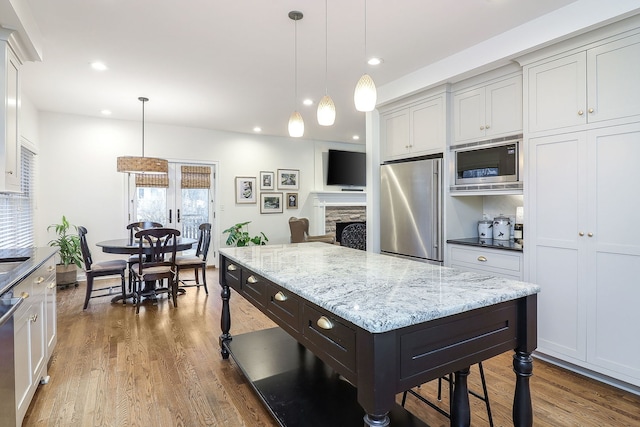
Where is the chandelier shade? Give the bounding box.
[317,95,336,126]
[354,73,377,112]
[116,97,168,174]
[288,111,305,138]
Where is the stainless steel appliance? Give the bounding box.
[380,156,443,264]
[451,136,522,190]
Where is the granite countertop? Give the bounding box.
[447,237,523,252]
[220,243,539,334]
[0,247,59,296]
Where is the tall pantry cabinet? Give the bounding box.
[522,19,640,390]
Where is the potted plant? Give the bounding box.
[48,215,83,286]
[222,221,268,247]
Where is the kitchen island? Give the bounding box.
[219,243,540,426]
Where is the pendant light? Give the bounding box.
[288,11,304,138]
[317,0,336,126]
[354,0,377,112]
[116,97,168,174]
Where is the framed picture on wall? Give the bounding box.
[260,192,283,214]
[286,193,298,209]
[235,176,257,204]
[260,171,275,190]
[277,169,299,190]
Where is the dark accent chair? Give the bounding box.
[126,221,163,290]
[78,226,127,310]
[288,217,335,244]
[176,223,212,294]
[340,223,366,250]
[131,227,180,314]
[401,362,494,427]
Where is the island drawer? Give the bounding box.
[265,283,300,334]
[449,245,523,280]
[302,304,355,372]
[241,270,268,308]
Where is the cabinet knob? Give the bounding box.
[7,171,13,175]
[480,126,485,130]
[246,275,258,284]
[485,124,490,129]
[579,231,584,236]
[48,265,55,272]
[316,316,334,330]
[274,291,287,302]
[578,110,584,116]
[21,292,29,299]
[35,276,45,284]
[588,108,594,113]
[48,282,56,289]
[588,232,593,237]
[477,256,487,262]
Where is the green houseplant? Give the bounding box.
[48,215,83,286]
[222,221,268,247]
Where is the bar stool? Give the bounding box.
[401,362,494,427]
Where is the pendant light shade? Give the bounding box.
[288,111,305,137]
[116,97,168,174]
[317,95,336,126]
[354,0,377,112]
[317,0,336,126]
[288,11,304,138]
[354,73,377,112]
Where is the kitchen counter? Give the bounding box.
[447,237,523,252]
[0,247,59,296]
[219,243,540,426]
[220,243,537,333]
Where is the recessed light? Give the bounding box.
[253,127,262,132]
[367,57,383,66]
[303,99,313,106]
[91,61,108,71]
[352,135,360,141]
[101,109,112,116]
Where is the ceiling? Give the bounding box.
[6,0,586,143]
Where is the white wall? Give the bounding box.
[34,111,360,262]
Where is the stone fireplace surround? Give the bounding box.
[309,192,366,239]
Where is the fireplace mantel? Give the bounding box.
[310,191,366,235]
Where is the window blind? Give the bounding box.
[0,147,35,248]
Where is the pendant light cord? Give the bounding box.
[294,17,298,108]
[324,0,328,95]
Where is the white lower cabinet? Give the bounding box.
[448,245,523,280]
[527,122,640,387]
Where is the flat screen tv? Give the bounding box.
[326,149,366,187]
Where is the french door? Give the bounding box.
[130,162,216,264]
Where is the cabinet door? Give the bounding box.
[381,108,410,160]
[587,33,640,124]
[485,75,522,137]
[45,274,57,357]
[585,123,640,384]
[526,52,587,133]
[2,45,20,192]
[453,86,485,142]
[14,305,32,422]
[528,132,588,361]
[411,96,445,155]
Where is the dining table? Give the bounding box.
[96,237,197,303]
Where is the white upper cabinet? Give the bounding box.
[526,32,640,133]
[380,92,446,161]
[453,74,522,143]
[1,39,21,192]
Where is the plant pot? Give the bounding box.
[56,264,78,286]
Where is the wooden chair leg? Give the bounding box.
[120,272,126,304]
[201,265,208,294]
[83,274,94,309]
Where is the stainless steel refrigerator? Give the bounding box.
[380,156,443,264]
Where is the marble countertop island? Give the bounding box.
[220,243,540,333]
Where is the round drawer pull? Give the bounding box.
[274,291,287,302]
[35,276,45,284]
[227,264,237,271]
[48,265,55,272]
[317,316,334,330]
[21,292,29,299]
[48,282,56,289]
[246,275,258,284]
[477,256,487,262]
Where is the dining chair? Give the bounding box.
[175,223,211,294]
[126,221,163,291]
[78,226,127,310]
[131,227,180,314]
[401,362,493,427]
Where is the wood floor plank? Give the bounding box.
[22,269,640,427]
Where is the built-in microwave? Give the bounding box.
[452,136,521,187]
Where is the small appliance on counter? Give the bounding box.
[478,220,492,238]
[492,214,511,240]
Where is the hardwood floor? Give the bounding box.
[24,270,640,426]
